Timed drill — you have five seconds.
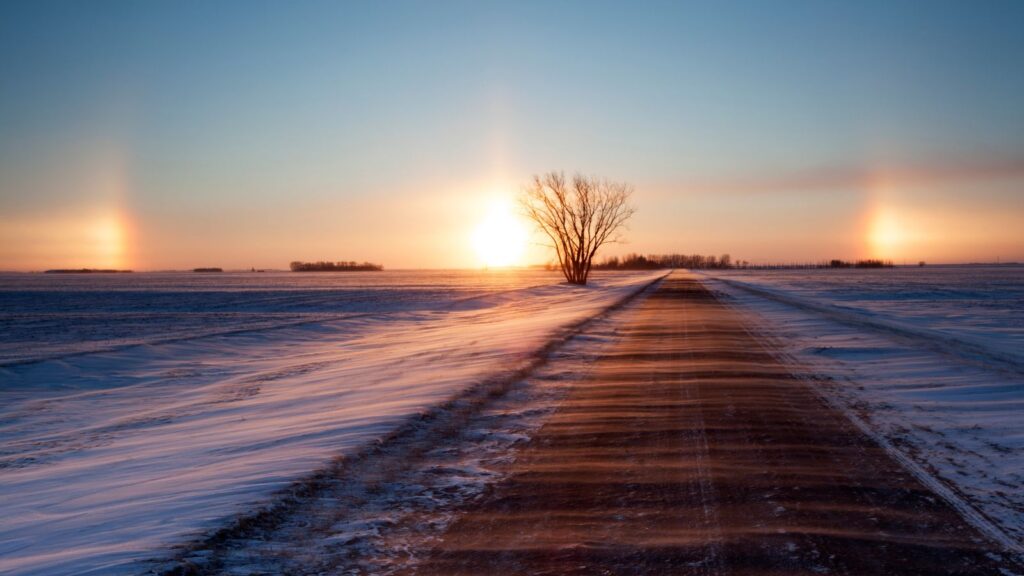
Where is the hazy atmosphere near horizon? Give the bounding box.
[2,0,1024,270]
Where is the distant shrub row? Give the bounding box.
[44,268,133,274]
[825,259,895,268]
[594,253,738,270]
[752,259,897,269]
[289,261,383,272]
[590,254,901,271]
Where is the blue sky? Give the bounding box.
[2,1,1023,269]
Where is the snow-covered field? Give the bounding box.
[0,270,568,366]
[0,270,662,575]
[703,266,1024,556]
[4,266,1022,574]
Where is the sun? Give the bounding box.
[472,201,528,268]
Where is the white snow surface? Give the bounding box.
[0,270,661,575]
[703,266,1024,555]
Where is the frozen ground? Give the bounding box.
[4,266,1022,574]
[163,287,642,575]
[166,272,1021,575]
[0,270,662,575]
[0,270,564,366]
[707,266,1024,366]
[703,266,1024,555]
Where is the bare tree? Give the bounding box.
[520,172,636,285]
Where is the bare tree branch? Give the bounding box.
[519,171,636,285]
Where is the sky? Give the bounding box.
[2,0,1023,270]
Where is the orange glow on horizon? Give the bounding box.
[861,175,929,262]
[867,208,906,259]
[0,210,133,271]
[88,214,130,269]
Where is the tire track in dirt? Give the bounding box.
[149,274,667,575]
[152,272,1021,575]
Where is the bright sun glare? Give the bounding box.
[472,201,528,268]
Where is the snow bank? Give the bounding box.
[708,266,1024,366]
[703,268,1024,556]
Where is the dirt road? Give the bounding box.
[400,274,1016,575]
[162,273,1019,575]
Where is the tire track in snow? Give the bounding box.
[149,274,667,575]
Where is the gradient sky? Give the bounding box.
[2,0,1023,270]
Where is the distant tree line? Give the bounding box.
[44,268,133,274]
[742,259,896,269]
[593,253,738,270]
[193,267,223,273]
[289,261,383,272]
[824,259,894,269]
[590,254,897,271]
